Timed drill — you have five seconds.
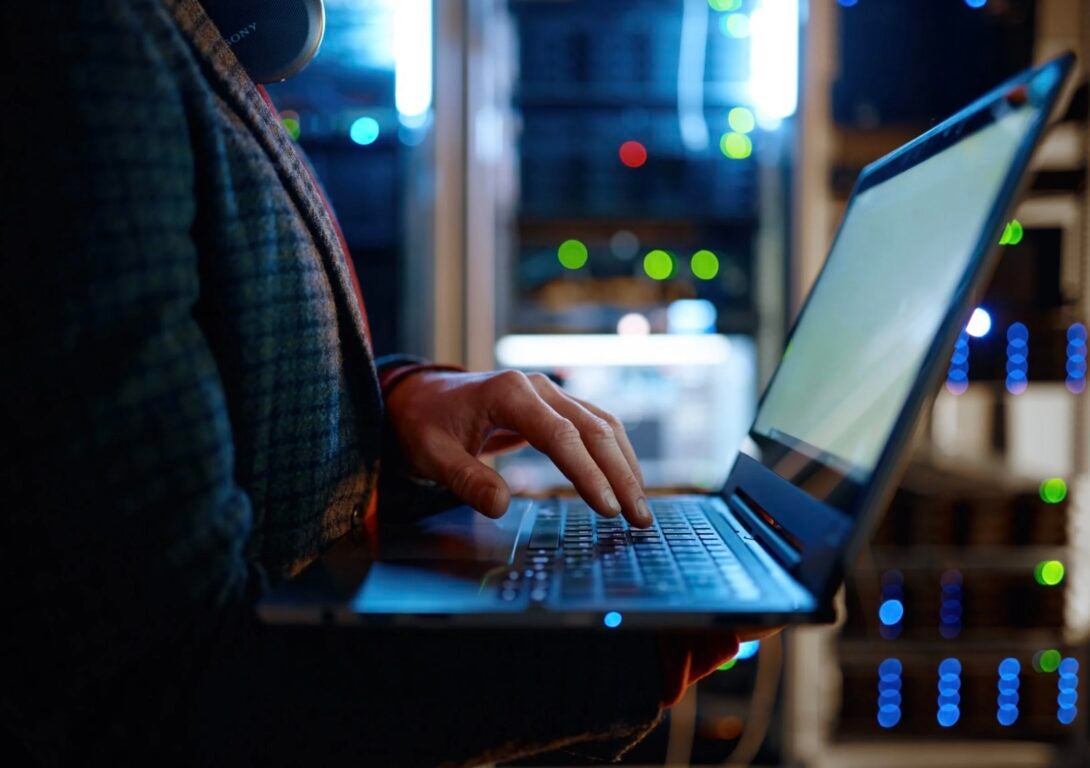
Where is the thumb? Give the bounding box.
[426,433,512,518]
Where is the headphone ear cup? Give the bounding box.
[203,0,325,84]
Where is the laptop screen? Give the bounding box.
[747,66,1058,514]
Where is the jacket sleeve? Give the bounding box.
[0,1,262,759]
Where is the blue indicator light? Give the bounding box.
[736,640,760,660]
[1057,657,1079,725]
[878,704,901,728]
[937,704,960,727]
[1068,324,1087,393]
[1006,323,1029,395]
[879,658,903,680]
[997,658,1020,726]
[879,599,904,626]
[603,611,622,628]
[349,116,381,146]
[878,659,902,728]
[964,0,987,9]
[938,658,961,727]
[947,331,971,395]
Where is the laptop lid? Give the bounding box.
[721,54,1074,602]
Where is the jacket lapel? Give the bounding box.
[163,0,375,363]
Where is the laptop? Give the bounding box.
[260,53,1074,629]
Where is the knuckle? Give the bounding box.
[490,369,530,397]
[584,417,616,443]
[549,418,581,447]
[602,412,624,431]
[526,371,551,388]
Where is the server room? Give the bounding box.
[2,0,1088,766]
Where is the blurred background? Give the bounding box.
[264,0,1089,765]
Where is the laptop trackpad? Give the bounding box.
[375,502,528,563]
[353,503,530,613]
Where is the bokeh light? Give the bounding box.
[999,219,1024,246]
[557,239,589,270]
[728,107,756,134]
[966,307,992,338]
[619,140,648,168]
[937,658,961,728]
[707,0,740,10]
[616,312,651,336]
[1033,559,1065,586]
[964,0,987,8]
[690,249,720,280]
[722,13,750,38]
[1034,649,1062,673]
[1067,323,1087,393]
[1006,322,1029,395]
[281,110,301,141]
[643,249,674,281]
[1040,477,1068,504]
[997,658,1020,726]
[879,599,904,626]
[603,611,622,628]
[720,132,753,159]
[609,230,640,260]
[350,116,381,146]
[878,658,902,728]
[946,330,970,395]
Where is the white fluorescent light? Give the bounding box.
[394,0,432,119]
[748,0,799,124]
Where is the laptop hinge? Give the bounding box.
[728,492,803,570]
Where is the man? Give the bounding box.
[0,0,748,763]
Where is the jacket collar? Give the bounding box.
[163,0,374,360]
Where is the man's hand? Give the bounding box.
[385,370,652,527]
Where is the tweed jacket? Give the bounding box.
[0,0,666,764]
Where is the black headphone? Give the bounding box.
[201,0,325,84]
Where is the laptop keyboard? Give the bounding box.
[498,499,762,605]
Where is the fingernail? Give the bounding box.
[636,497,653,527]
[602,488,622,517]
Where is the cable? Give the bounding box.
[724,632,783,767]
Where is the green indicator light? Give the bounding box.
[1035,560,1065,586]
[718,658,737,671]
[723,13,750,38]
[643,249,674,281]
[1039,477,1067,504]
[690,249,720,280]
[282,117,301,141]
[728,107,756,134]
[1038,649,1062,673]
[708,0,730,9]
[999,219,1024,246]
[720,131,753,160]
[557,239,589,270]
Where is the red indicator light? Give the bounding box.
[619,140,648,168]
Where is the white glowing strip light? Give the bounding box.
[677,0,710,151]
[748,0,799,127]
[495,335,736,368]
[394,0,433,119]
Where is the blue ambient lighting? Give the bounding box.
[947,330,970,395]
[1058,657,1078,724]
[1006,323,1029,395]
[997,658,1020,726]
[937,658,961,727]
[878,659,902,728]
[837,0,858,6]
[349,116,380,146]
[879,599,904,626]
[939,570,963,639]
[967,307,992,338]
[1067,323,1087,394]
[736,640,760,660]
[603,611,622,628]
